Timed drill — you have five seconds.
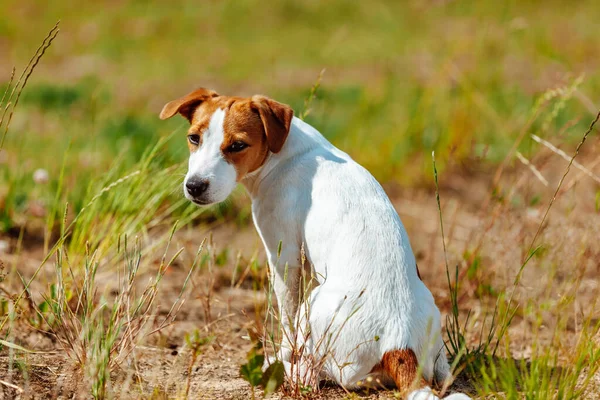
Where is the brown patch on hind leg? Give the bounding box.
[374,349,428,396]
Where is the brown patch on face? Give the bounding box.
[371,349,427,394]
[221,100,270,180]
[183,96,242,153]
[160,88,294,180]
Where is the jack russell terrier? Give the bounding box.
[160,88,469,400]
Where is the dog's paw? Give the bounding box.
[262,355,278,372]
[262,346,293,372]
[443,394,472,400]
[407,386,472,400]
[277,347,292,362]
[407,386,440,400]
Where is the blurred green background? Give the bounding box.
[1,0,599,238]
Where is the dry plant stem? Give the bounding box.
[202,235,216,332]
[18,222,199,399]
[0,68,16,111]
[148,240,205,335]
[433,151,464,368]
[0,170,142,333]
[487,88,559,209]
[299,68,326,120]
[575,88,600,117]
[556,116,583,138]
[465,93,574,269]
[531,133,600,185]
[432,152,450,272]
[489,78,583,209]
[563,155,600,192]
[0,379,24,394]
[0,22,60,149]
[521,108,600,276]
[498,108,600,350]
[515,151,549,186]
[447,62,503,129]
[184,346,199,399]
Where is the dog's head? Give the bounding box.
[160,88,293,205]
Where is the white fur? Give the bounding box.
[408,387,472,400]
[185,110,466,398]
[242,117,450,387]
[183,108,237,204]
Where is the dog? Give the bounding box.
[160,88,469,399]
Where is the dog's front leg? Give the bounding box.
[267,248,305,363]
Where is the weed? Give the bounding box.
[240,340,285,400]
[436,101,600,399]
[17,225,201,399]
[2,2,600,399]
[0,22,59,149]
[184,329,214,399]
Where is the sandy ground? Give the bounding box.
[1,154,600,399]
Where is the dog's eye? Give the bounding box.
[227,141,248,153]
[187,134,200,146]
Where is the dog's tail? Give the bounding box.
[379,349,426,394]
[380,349,469,399]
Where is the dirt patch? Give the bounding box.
[1,156,600,399]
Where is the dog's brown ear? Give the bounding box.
[251,95,293,153]
[159,88,219,121]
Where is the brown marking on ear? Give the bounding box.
[416,263,423,281]
[221,100,270,180]
[374,349,427,395]
[251,95,293,153]
[159,88,219,122]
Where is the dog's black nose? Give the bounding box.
[186,179,209,198]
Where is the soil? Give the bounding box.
[1,154,600,399]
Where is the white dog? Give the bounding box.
[160,88,469,399]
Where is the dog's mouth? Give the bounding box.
[191,198,211,206]
[183,186,212,205]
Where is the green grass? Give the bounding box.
[1,1,600,399]
[2,1,600,234]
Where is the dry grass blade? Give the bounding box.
[515,151,549,186]
[0,21,60,149]
[0,338,52,354]
[432,151,450,271]
[490,78,582,195]
[0,169,142,334]
[563,155,600,192]
[574,89,600,116]
[0,379,24,394]
[0,68,16,110]
[494,110,600,351]
[530,133,600,185]
[299,68,326,120]
[521,108,600,273]
[26,228,200,398]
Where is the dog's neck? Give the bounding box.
[240,117,326,199]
